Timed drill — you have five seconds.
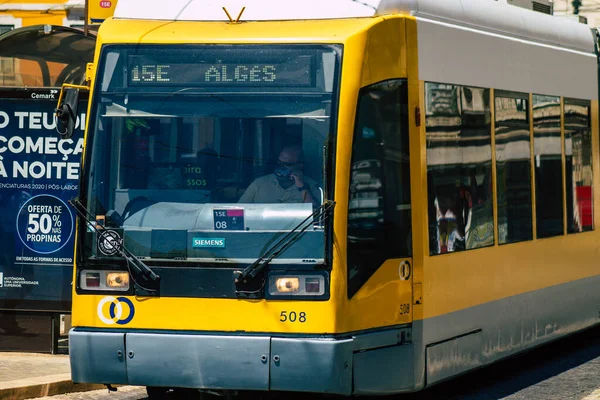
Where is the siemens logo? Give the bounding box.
[193,238,225,248]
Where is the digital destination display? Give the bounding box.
[128,55,314,87]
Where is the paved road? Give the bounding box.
[31,325,600,400]
[27,386,147,400]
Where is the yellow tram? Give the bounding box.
[58,0,600,397]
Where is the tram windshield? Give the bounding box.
[83,45,340,264]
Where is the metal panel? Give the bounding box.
[420,275,600,385]
[125,333,270,390]
[352,327,411,351]
[69,330,127,384]
[416,18,597,100]
[426,330,483,385]
[122,201,313,231]
[379,0,593,54]
[270,337,353,395]
[353,343,415,394]
[376,0,597,100]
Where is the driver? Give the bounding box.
[239,146,319,206]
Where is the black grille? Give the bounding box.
[532,2,552,14]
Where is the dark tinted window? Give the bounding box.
[0,25,13,35]
[495,94,532,244]
[565,99,593,233]
[426,83,493,255]
[347,80,410,298]
[533,95,563,238]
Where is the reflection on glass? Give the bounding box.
[495,95,532,244]
[347,80,410,298]
[565,100,593,233]
[533,95,563,238]
[83,45,340,263]
[426,83,493,255]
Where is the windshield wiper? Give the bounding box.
[234,200,335,295]
[69,197,160,295]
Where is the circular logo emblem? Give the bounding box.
[16,194,74,254]
[97,296,135,325]
[399,261,411,281]
[98,230,122,256]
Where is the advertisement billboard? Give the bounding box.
[0,89,87,312]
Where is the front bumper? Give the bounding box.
[70,328,414,395]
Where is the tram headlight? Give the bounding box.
[80,270,130,291]
[106,272,130,289]
[267,273,327,298]
[275,277,300,293]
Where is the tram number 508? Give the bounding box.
[280,311,306,323]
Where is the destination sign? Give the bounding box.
[128,55,313,87]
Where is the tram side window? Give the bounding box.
[565,99,593,233]
[533,95,563,238]
[426,83,493,255]
[347,79,411,298]
[494,94,532,244]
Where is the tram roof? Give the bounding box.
[113,0,594,54]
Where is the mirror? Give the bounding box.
[55,87,80,139]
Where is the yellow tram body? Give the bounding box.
[73,15,414,334]
[65,0,600,395]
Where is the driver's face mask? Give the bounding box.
[274,161,294,179]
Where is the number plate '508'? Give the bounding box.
[280,311,307,323]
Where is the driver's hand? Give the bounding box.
[291,170,305,188]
